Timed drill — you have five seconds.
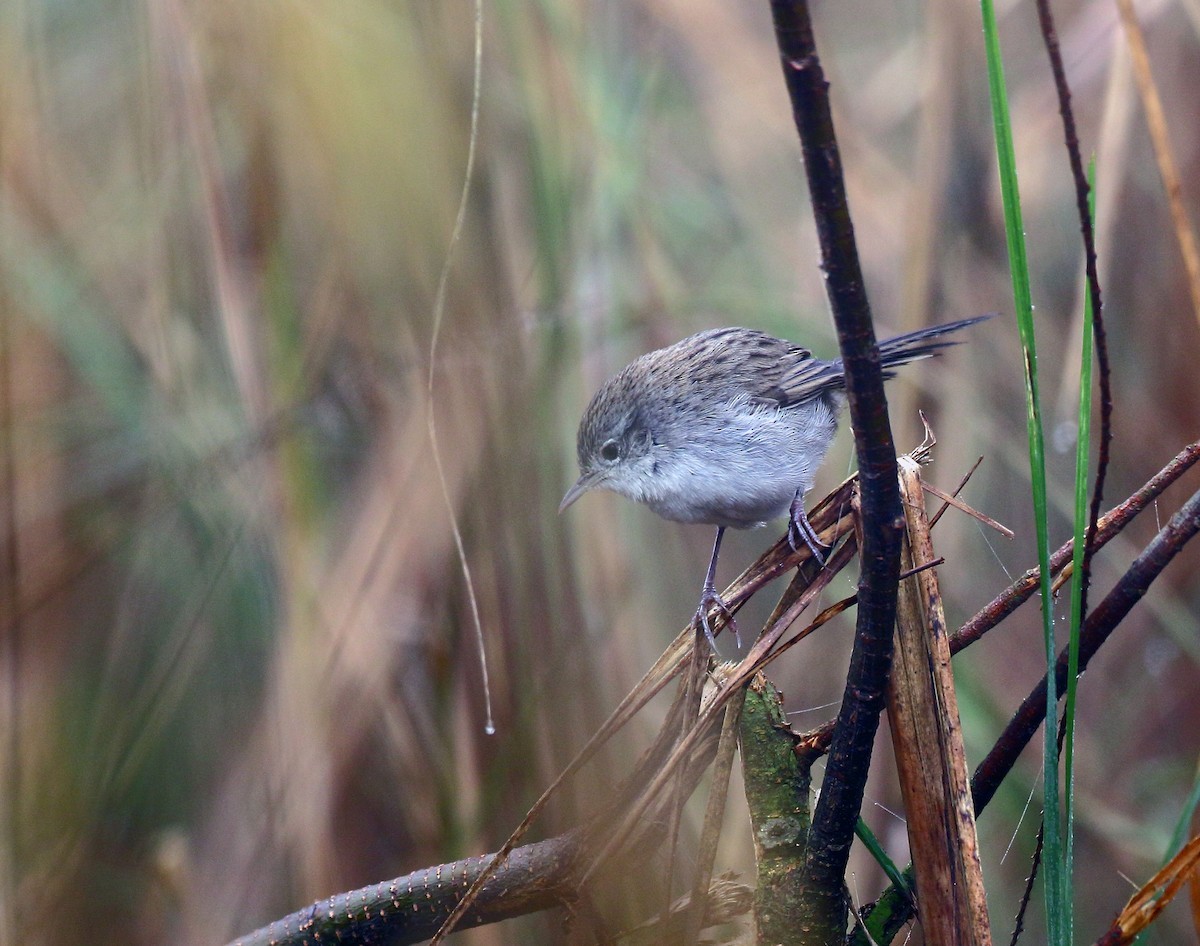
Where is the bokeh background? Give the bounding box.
[1,0,1198,943]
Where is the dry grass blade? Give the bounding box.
[928,455,985,529]
[922,480,1014,538]
[1092,834,1200,945]
[681,688,745,946]
[577,664,739,888]
[578,501,859,888]
[1114,0,1200,326]
[163,0,263,420]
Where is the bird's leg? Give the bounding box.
[694,527,739,649]
[788,490,828,565]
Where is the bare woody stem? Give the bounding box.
[768,0,904,933]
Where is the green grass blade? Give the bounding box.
[1166,768,1200,857]
[977,1,1065,940]
[855,817,914,903]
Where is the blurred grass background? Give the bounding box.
[0,0,1198,943]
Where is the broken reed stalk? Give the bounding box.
[886,456,992,945]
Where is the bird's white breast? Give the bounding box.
[642,396,841,529]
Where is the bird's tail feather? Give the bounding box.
[877,315,994,371]
[772,314,992,406]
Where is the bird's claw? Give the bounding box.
[694,585,739,651]
[788,498,829,566]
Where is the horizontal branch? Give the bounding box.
[229,833,581,946]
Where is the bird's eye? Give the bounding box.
[600,439,620,462]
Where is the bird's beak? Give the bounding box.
[559,471,602,514]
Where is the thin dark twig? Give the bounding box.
[1010,817,1044,946]
[951,440,1200,652]
[768,0,902,929]
[1033,0,1112,630]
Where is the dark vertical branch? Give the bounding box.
[1033,0,1112,623]
[768,0,903,929]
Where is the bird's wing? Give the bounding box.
[663,327,838,407]
[769,315,993,405]
[655,328,799,387]
[765,356,852,406]
[689,330,819,401]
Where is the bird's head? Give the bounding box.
[559,375,661,513]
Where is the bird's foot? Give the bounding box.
[788,497,829,566]
[694,582,739,651]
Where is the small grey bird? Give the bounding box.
[560,317,989,648]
